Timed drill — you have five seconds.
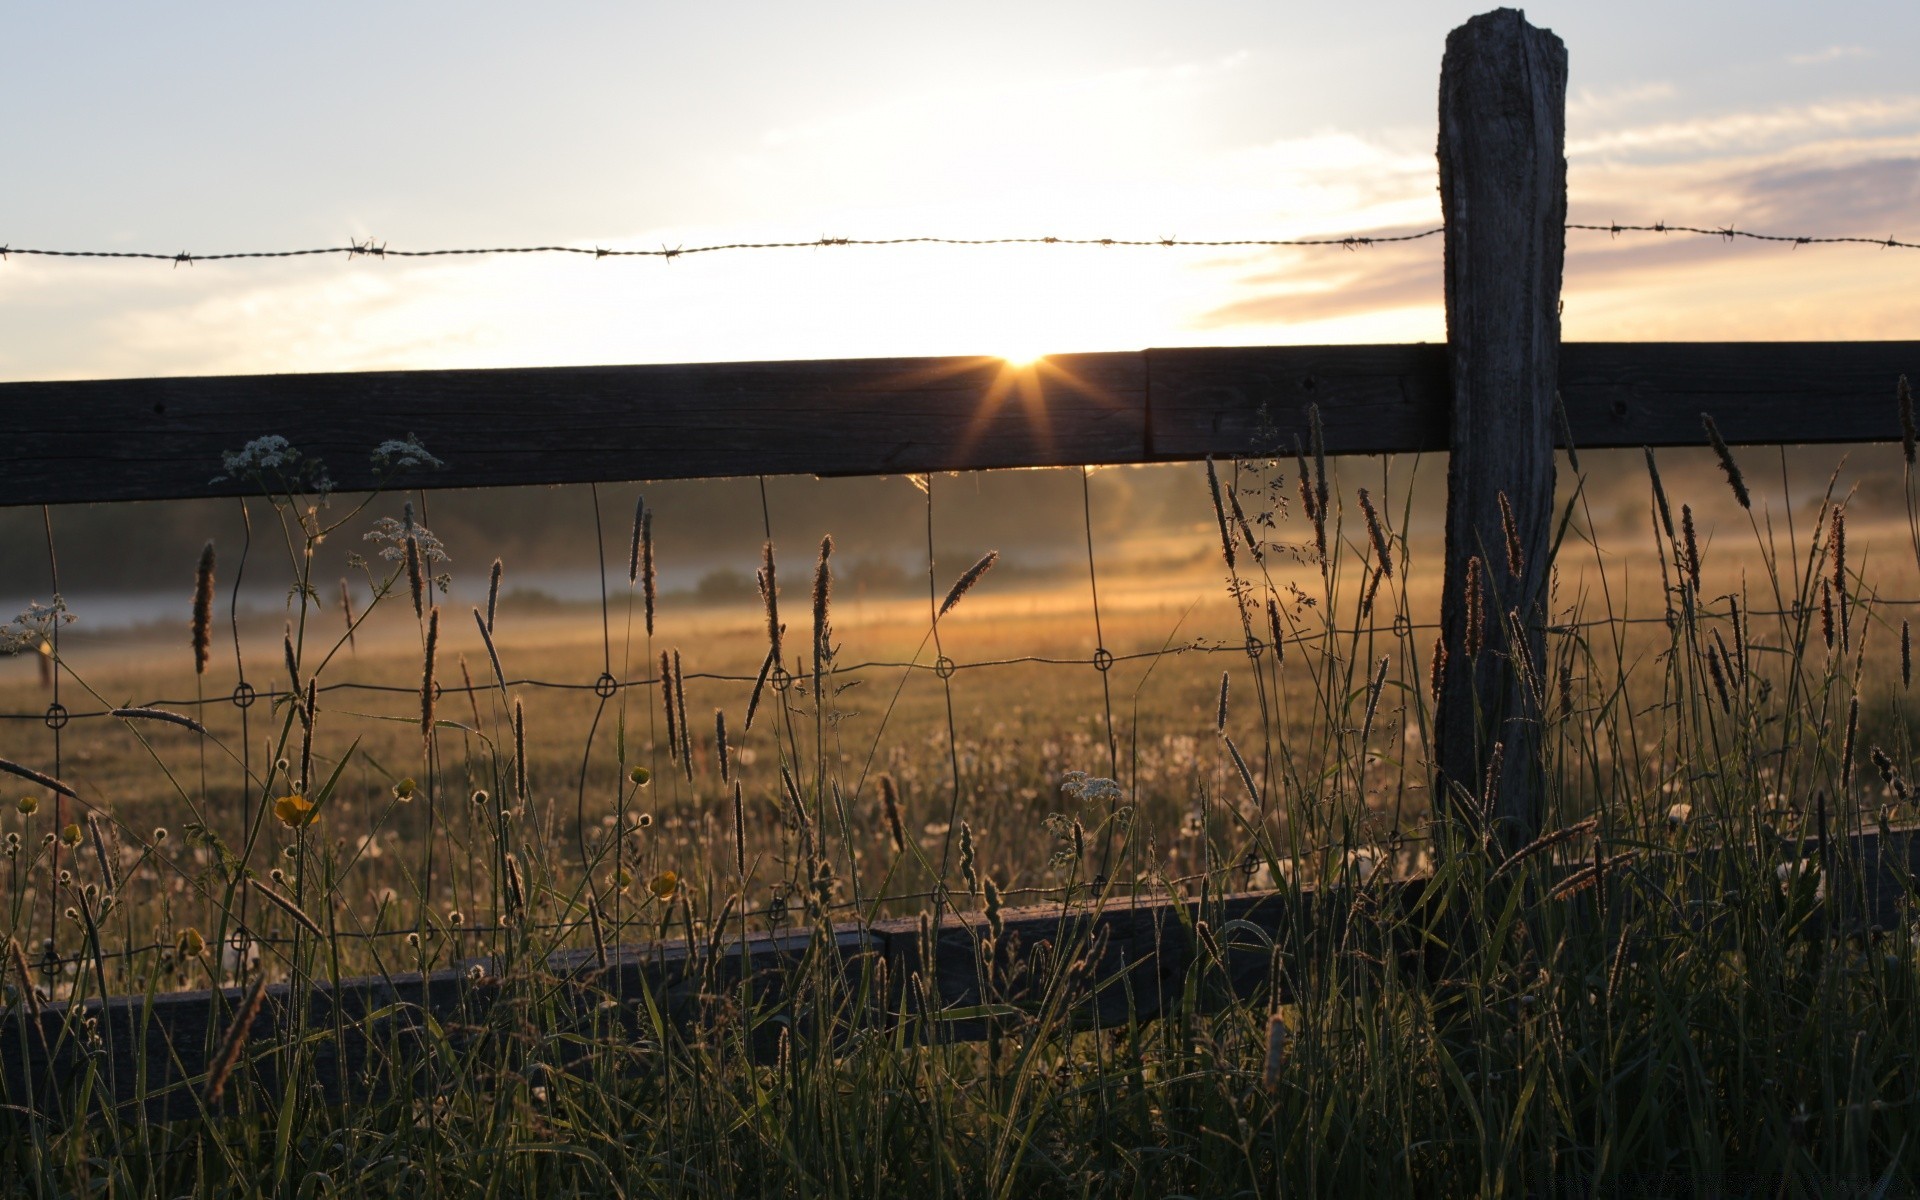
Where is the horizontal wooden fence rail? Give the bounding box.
[7,824,1918,1123]
[3,341,1915,507]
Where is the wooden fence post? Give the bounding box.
[1434,9,1567,847]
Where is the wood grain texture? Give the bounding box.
[8,825,1917,1123]
[3,341,1920,506]
[1434,8,1567,845]
[3,343,1916,508]
[0,353,1146,507]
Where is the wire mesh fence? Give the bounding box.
[5,410,1920,1006]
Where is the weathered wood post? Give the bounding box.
[1433,9,1567,848]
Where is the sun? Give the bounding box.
[997,347,1047,369]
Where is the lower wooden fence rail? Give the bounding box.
[6,825,1917,1124]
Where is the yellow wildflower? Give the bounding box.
[613,867,635,894]
[648,870,678,901]
[273,793,316,829]
[59,823,82,848]
[176,927,206,959]
[16,795,38,817]
[629,765,651,786]
[392,777,417,802]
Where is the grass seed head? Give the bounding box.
[880,774,906,854]
[1701,413,1751,509]
[1206,457,1237,572]
[191,540,215,675]
[939,551,1000,619]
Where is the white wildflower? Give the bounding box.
[1060,771,1124,805]
[213,435,333,493]
[364,508,451,565]
[0,597,75,655]
[370,435,444,472]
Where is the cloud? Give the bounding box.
[1789,46,1873,66]
[1569,97,1920,159]
[1567,81,1679,120]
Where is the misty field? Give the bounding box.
[4,444,1920,1196]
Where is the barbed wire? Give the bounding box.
[0,229,1446,266]
[4,221,1917,268]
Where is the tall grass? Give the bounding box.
[1,429,1918,1197]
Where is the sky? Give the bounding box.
[4,0,1919,382]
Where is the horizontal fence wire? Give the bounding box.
[5,601,1905,724]
[4,222,1919,267]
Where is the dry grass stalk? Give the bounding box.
[1832,506,1850,651]
[1643,448,1675,541]
[1226,477,1262,563]
[1293,436,1317,528]
[458,655,482,729]
[204,974,269,1106]
[628,496,645,585]
[1215,672,1230,733]
[779,764,812,836]
[681,667,705,778]
[6,936,40,1016]
[959,821,978,896]
[1554,390,1581,472]
[1206,457,1236,571]
[1493,816,1599,879]
[880,774,906,854]
[1360,487,1392,577]
[339,578,356,652]
[1267,598,1286,665]
[1464,556,1485,661]
[0,757,76,798]
[811,536,833,677]
[472,608,507,694]
[1359,656,1389,751]
[744,646,775,732]
[192,540,215,675]
[640,514,655,637]
[1842,695,1860,791]
[1821,579,1836,651]
[404,535,424,620]
[1308,403,1329,537]
[514,698,529,802]
[504,851,526,916]
[421,607,439,738]
[658,651,679,765]
[1498,491,1523,578]
[110,706,208,736]
[1431,636,1447,704]
[1730,596,1748,681]
[733,782,747,877]
[1223,735,1261,809]
[760,541,782,661]
[1681,505,1701,592]
[1547,850,1636,900]
[486,559,503,633]
[939,551,1000,619]
[249,877,324,937]
[300,679,316,786]
[86,813,119,894]
[283,626,299,696]
[1480,741,1506,826]
[1706,642,1732,714]
[1905,619,1913,689]
[1262,1010,1291,1093]
[1701,413,1751,509]
[587,892,608,970]
[715,709,731,783]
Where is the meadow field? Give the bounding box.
[4,442,1920,1196]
